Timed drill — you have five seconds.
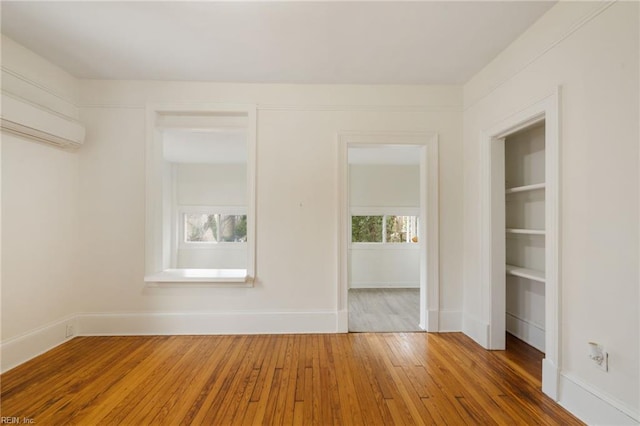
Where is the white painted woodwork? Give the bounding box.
[506,228,546,235]
[144,268,249,284]
[505,182,545,194]
[144,103,257,284]
[506,265,545,283]
[479,93,558,398]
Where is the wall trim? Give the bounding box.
[439,310,462,332]
[0,314,77,373]
[558,373,639,425]
[258,104,462,113]
[349,282,419,289]
[77,311,339,336]
[78,103,462,113]
[506,312,545,352]
[542,359,559,400]
[462,313,489,348]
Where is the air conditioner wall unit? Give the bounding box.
[0,92,85,149]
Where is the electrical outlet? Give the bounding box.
[588,342,608,371]
[598,352,609,372]
[65,324,74,338]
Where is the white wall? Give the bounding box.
[76,82,463,330]
[462,2,639,422]
[350,247,419,289]
[350,164,419,207]
[349,164,420,288]
[175,163,246,206]
[1,36,81,372]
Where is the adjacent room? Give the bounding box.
[347,145,422,332]
[1,1,638,425]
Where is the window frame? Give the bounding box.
[349,207,420,248]
[178,206,248,249]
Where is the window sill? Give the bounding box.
[144,269,253,287]
[350,243,420,250]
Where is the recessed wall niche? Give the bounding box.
[144,106,256,285]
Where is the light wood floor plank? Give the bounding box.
[1,333,583,425]
[348,288,421,332]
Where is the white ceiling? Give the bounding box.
[0,1,554,84]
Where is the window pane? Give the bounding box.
[185,214,217,242]
[385,215,419,243]
[351,216,383,242]
[218,214,247,242]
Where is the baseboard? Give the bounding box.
[0,314,77,373]
[542,358,559,400]
[425,309,439,332]
[349,282,419,289]
[336,310,349,333]
[462,313,489,348]
[506,312,545,352]
[558,373,639,425]
[438,310,462,332]
[77,310,338,336]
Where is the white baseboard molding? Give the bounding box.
[349,282,419,289]
[506,312,545,352]
[462,313,489,348]
[424,309,439,332]
[1,314,77,373]
[78,310,338,336]
[559,373,639,425]
[438,310,462,332]
[336,309,349,333]
[542,358,559,400]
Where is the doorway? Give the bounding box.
[347,146,422,332]
[337,132,440,333]
[481,91,560,398]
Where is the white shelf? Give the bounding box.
[506,228,545,235]
[505,182,546,194]
[506,264,545,283]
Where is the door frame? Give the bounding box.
[337,131,439,332]
[480,89,560,399]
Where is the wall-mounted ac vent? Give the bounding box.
[0,92,85,149]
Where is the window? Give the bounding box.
[351,215,383,242]
[351,215,419,244]
[183,212,247,244]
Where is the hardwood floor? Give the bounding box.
[0,333,583,425]
[349,288,421,332]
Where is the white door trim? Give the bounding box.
[480,88,561,399]
[337,131,439,332]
